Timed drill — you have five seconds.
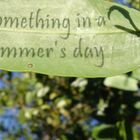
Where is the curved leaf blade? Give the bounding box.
[0,0,140,77]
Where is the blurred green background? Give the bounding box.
[0,0,140,140]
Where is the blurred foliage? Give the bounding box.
[0,0,140,140]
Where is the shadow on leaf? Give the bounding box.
[108,5,140,37]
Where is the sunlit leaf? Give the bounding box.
[0,0,140,77]
[132,68,140,80]
[104,75,138,91]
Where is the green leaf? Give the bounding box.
[134,101,140,109]
[37,86,50,98]
[104,75,138,91]
[132,68,140,80]
[92,124,115,140]
[25,91,35,105]
[0,0,140,77]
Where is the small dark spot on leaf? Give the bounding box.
[28,63,33,68]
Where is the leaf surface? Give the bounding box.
[104,75,138,91]
[0,0,140,77]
